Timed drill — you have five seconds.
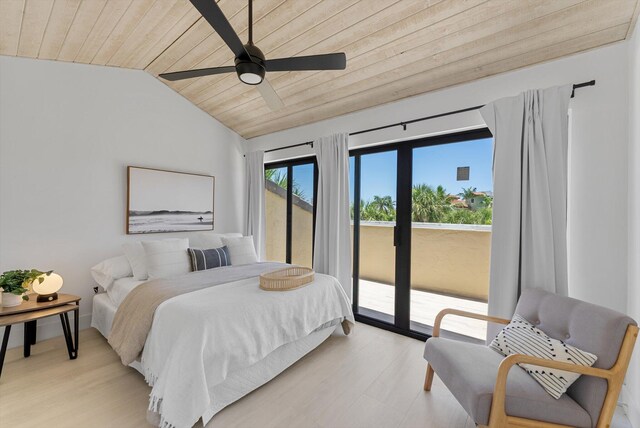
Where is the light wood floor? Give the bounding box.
[0,324,632,428]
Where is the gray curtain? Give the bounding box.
[480,85,572,327]
[244,151,266,261]
[313,133,352,300]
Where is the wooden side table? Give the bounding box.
[0,293,80,378]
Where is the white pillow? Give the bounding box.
[221,236,258,266]
[189,232,243,249]
[90,255,133,290]
[142,238,191,279]
[223,232,243,238]
[490,314,597,399]
[122,241,148,280]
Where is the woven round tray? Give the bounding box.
[259,266,314,291]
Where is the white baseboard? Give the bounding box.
[1,313,92,349]
[624,384,640,428]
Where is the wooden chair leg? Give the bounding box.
[424,363,434,391]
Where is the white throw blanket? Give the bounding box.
[141,271,354,428]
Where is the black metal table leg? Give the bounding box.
[0,325,12,379]
[73,307,79,359]
[59,311,77,360]
[24,322,31,358]
[30,320,37,345]
[23,321,36,358]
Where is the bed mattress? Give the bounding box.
[91,291,337,425]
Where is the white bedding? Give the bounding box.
[107,277,144,307]
[91,292,339,425]
[141,271,353,428]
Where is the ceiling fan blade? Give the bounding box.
[159,66,236,81]
[256,78,284,111]
[190,0,249,59]
[265,53,346,72]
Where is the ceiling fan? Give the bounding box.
[159,0,347,110]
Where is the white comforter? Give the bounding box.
[141,269,353,428]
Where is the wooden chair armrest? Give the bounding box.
[433,308,510,337]
[485,325,638,427]
[488,353,611,426]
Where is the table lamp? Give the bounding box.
[33,273,63,302]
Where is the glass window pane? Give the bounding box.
[357,151,396,322]
[265,167,287,262]
[291,164,314,268]
[410,138,493,340]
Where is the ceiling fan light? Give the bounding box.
[236,60,265,85]
[239,72,263,85]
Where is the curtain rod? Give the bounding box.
[260,80,595,154]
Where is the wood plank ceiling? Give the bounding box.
[1,0,638,138]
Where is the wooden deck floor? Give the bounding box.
[358,280,488,340]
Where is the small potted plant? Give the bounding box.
[0,269,50,307]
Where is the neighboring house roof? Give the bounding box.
[450,199,468,208]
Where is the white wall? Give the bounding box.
[249,42,630,314]
[0,56,246,348]
[626,17,640,428]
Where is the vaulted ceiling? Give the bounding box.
[1,0,638,138]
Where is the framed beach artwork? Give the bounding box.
[127,166,215,234]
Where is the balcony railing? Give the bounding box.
[354,221,490,301]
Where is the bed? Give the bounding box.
[91,261,353,428]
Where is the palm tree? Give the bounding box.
[360,197,395,221]
[458,186,477,201]
[412,184,454,223]
[370,195,395,218]
[265,169,307,201]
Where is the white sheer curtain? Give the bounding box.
[244,150,266,261]
[480,84,572,324]
[313,133,352,300]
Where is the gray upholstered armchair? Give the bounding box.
[423,289,638,428]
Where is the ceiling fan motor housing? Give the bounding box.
[235,43,266,85]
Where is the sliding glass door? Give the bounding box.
[290,163,315,268]
[352,151,397,324]
[265,166,288,262]
[265,159,317,266]
[409,138,493,340]
[351,129,493,340]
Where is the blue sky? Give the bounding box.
[292,164,314,203]
[351,138,493,202]
[271,138,494,205]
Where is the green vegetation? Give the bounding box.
[354,184,492,225]
[265,169,308,202]
[0,269,51,300]
[265,166,491,225]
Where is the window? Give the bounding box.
[264,159,317,267]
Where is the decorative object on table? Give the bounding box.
[32,272,64,302]
[0,269,51,307]
[259,266,314,291]
[127,166,215,234]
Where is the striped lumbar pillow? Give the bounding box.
[489,314,597,399]
[187,246,231,271]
